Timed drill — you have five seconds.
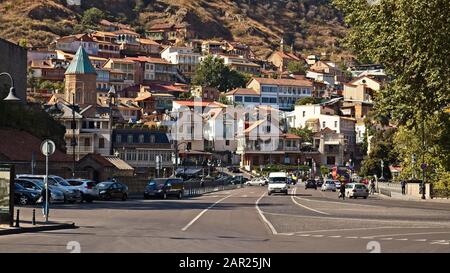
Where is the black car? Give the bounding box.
[14,183,41,205]
[144,178,184,199]
[316,179,324,187]
[305,180,317,190]
[96,182,128,201]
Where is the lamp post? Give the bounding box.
[70,93,77,177]
[0,72,21,101]
[108,86,116,156]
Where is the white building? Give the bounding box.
[55,34,98,56]
[161,46,201,78]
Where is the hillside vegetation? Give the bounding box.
[0,0,350,59]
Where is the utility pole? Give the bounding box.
[71,93,77,178]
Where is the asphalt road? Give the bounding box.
[1,184,450,253]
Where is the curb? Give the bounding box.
[0,222,77,236]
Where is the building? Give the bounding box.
[267,50,303,72]
[191,86,220,101]
[215,54,261,75]
[286,104,357,165]
[309,61,347,85]
[201,40,226,55]
[112,129,173,175]
[103,58,136,88]
[236,117,304,171]
[124,56,180,83]
[348,64,385,78]
[64,46,98,105]
[135,90,175,115]
[29,60,67,82]
[225,88,266,108]
[0,38,27,101]
[246,77,314,110]
[0,128,73,177]
[91,31,121,58]
[54,33,99,56]
[146,23,192,44]
[77,153,134,182]
[343,76,382,102]
[160,46,201,79]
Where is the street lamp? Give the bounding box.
[0,72,21,101]
[108,86,116,156]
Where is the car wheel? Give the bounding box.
[177,191,183,200]
[364,196,367,199]
[19,195,28,205]
[122,194,127,201]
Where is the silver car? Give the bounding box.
[66,179,99,202]
[15,178,65,203]
[321,180,337,192]
[17,175,82,203]
[345,183,369,199]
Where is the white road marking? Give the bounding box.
[291,188,330,215]
[181,194,232,231]
[346,236,359,239]
[414,239,427,242]
[293,226,407,235]
[298,234,311,237]
[241,195,248,198]
[311,235,324,238]
[381,238,393,240]
[430,240,450,245]
[367,231,450,239]
[396,238,409,241]
[329,235,342,238]
[255,192,278,235]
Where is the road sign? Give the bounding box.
[40,140,56,156]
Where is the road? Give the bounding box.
[1,184,450,253]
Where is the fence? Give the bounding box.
[115,176,243,196]
[431,188,450,199]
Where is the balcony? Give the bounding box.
[65,145,94,154]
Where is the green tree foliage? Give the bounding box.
[81,8,105,29]
[295,97,321,105]
[289,126,314,143]
[320,165,330,177]
[192,56,248,92]
[334,0,450,182]
[287,61,306,74]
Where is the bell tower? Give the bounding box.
[64,46,97,105]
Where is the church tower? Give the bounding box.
[64,46,97,105]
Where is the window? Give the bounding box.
[116,134,122,143]
[225,140,230,146]
[334,121,338,128]
[262,97,269,103]
[150,135,155,143]
[235,96,243,102]
[139,134,144,144]
[322,121,326,128]
[302,111,306,117]
[269,98,277,103]
[244,97,253,102]
[99,138,105,149]
[187,142,192,150]
[127,134,133,144]
[84,138,91,147]
[266,126,271,133]
[252,97,260,103]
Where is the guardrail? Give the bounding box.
[183,180,244,197]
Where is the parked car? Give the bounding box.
[66,179,99,202]
[15,178,65,203]
[227,166,241,173]
[268,172,289,195]
[315,178,324,187]
[345,183,369,199]
[96,182,128,201]
[144,178,184,199]
[305,179,317,190]
[334,180,342,189]
[321,180,337,192]
[246,177,267,186]
[14,183,40,205]
[16,175,82,203]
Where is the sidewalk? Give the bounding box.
[375,192,450,203]
[0,221,77,236]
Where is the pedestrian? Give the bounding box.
[370,179,376,195]
[401,180,406,195]
[339,182,346,200]
[40,185,51,218]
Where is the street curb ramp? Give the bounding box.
[0,222,77,236]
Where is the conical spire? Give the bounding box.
[65,46,97,75]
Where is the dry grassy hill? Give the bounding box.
[0,0,351,60]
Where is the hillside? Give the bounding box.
[0,0,351,60]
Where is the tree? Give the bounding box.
[81,8,105,29]
[334,0,450,182]
[289,126,314,144]
[192,56,248,92]
[287,61,306,74]
[320,165,330,178]
[295,97,321,105]
[18,38,28,48]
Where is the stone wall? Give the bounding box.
[0,38,27,101]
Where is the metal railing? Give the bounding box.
[183,179,243,197]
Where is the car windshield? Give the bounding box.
[269,177,286,183]
[355,184,366,189]
[67,180,84,186]
[148,179,166,186]
[97,182,113,189]
[53,177,71,186]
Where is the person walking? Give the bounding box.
[401,180,406,195]
[339,182,346,200]
[40,185,51,218]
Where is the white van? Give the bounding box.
[268,172,289,195]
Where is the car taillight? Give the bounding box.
[86,185,93,189]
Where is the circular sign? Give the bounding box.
[421,163,427,170]
[40,140,56,156]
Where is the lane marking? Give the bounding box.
[262,211,450,227]
[329,235,341,238]
[312,235,324,238]
[346,236,359,239]
[255,192,278,235]
[291,188,330,215]
[366,231,450,239]
[396,238,408,241]
[294,226,407,235]
[414,239,427,242]
[181,194,232,231]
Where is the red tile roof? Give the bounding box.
[125,56,169,64]
[0,129,72,162]
[225,88,260,96]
